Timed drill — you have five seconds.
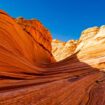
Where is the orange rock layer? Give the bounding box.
[0,10,105,105]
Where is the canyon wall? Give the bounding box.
[52,26,105,71]
[0,10,55,74]
[52,39,78,61]
[0,10,105,105]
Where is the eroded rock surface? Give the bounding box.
[52,39,78,61]
[76,26,105,70]
[0,10,105,105]
[52,26,105,70]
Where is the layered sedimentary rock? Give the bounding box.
[0,10,105,105]
[0,10,55,68]
[52,26,105,70]
[52,39,78,61]
[15,17,52,54]
[76,26,105,70]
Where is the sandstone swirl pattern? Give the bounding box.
[0,10,105,105]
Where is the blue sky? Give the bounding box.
[0,0,105,41]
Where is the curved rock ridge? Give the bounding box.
[15,17,52,53]
[0,10,55,69]
[0,10,105,105]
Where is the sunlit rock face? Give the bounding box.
[15,17,52,53]
[0,10,105,105]
[76,26,105,70]
[52,27,100,61]
[15,17,56,64]
[0,10,55,70]
[52,26,105,71]
[52,39,78,61]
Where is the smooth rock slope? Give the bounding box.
[0,10,105,105]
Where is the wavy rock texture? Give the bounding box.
[76,26,105,70]
[52,26,105,70]
[0,10,105,105]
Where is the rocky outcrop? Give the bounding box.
[15,17,52,54]
[0,10,55,69]
[52,39,78,61]
[0,10,105,105]
[76,26,105,71]
[52,26,105,67]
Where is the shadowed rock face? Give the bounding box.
[0,10,105,105]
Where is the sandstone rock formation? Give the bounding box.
[0,10,105,105]
[52,39,78,61]
[52,26,105,69]
[75,26,105,70]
